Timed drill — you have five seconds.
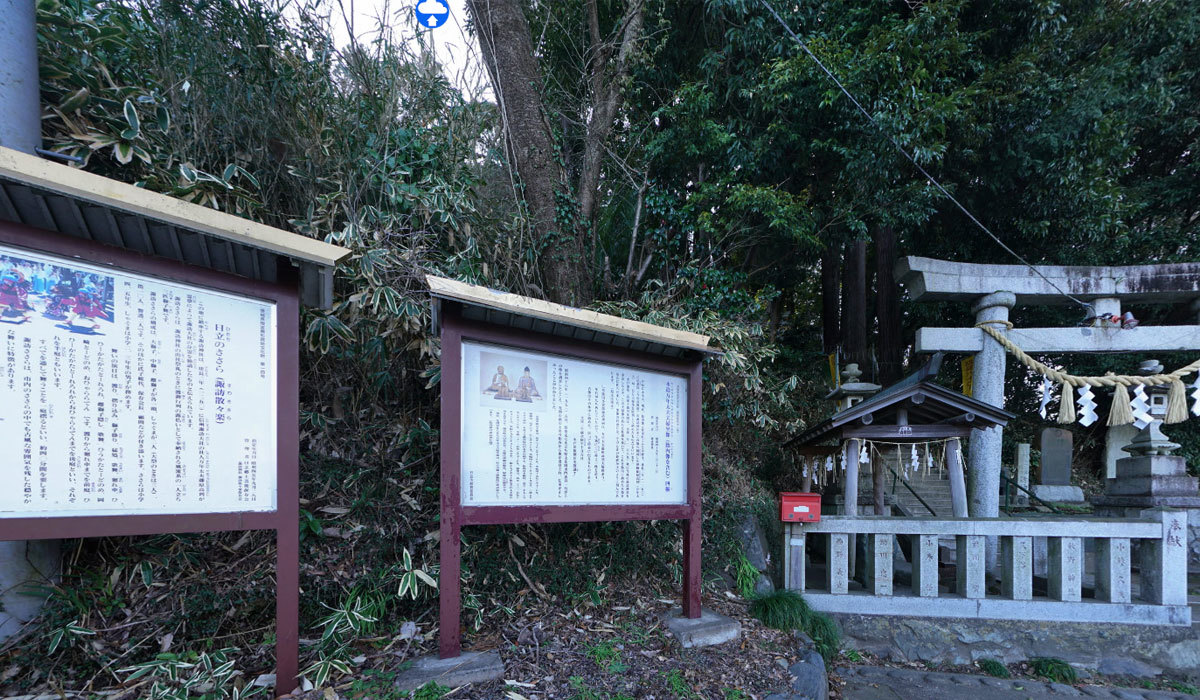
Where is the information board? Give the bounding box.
[460,340,687,506]
[0,242,278,518]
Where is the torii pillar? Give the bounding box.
[898,257,1200,525]
[968,292,1015,520]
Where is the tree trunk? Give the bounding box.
[874,224,903,385]
[466,0,591,305]
[843,239,868,367]
[578,0,645,229]
[820,245,841,355]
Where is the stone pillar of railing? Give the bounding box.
[1048,537,1083,601]
[1000,535,1033,600]
[1140,508,1188,605]
[956,535,986,598]
[865,534,893,596]
[1095,537,1131,603]
[911,535,939,597]
[826,533,849,594]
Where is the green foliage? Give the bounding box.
[749,589,810,631]
[596,286,805,436]
[661,669,700,698]
[45,618,96,654]
[568,676,603,700]
[119,648,268,700]
[977,658,1010,679]
[349,669,406,700]
[733,553,760,599]
[407,682,451,700]
[747,590,839,662]
[585,640,629,674]
[722,689,751,700]
[1030,657,1077,684]
[806,611,842,664]
[1168,680,1199,695]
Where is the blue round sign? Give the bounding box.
[415,0,450,28]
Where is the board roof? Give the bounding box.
[0,146,348,308]
[428,275,718,358]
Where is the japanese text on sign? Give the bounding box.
[461,341,687,506]
[0,242,277,518]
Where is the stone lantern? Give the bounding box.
[825,363,881,411]
[1095,358,1200,571]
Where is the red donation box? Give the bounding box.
[780,492,820,522]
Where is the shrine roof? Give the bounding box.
[427,275,719,358]
[0,147,349,309]
[898,256,1200,304]
[786,362,1014,448]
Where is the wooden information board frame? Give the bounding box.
[438,300,705,659]
[0,220,301,695]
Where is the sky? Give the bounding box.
[324,0,490,99]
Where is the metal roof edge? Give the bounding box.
[0,146,349,267]
[427,274,720,356]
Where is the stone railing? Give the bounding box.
[783,510,1191,626]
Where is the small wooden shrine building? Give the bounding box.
[786,354,1014,519]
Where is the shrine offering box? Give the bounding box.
[780,492,820,522]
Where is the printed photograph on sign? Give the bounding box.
[0,242,278,519]
[0,252,116,334]
[461,340,687,507]
[479,349,546,411]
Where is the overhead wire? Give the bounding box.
[754,0,1096,315]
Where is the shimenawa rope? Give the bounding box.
[974,323,1199,425]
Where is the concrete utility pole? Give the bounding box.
[0,0,61,640]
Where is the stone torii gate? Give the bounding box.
[897,256,1200,521]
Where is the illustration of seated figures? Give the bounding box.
[486,365,513,399]
[514,367,541,403]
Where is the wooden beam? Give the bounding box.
[915,326,1200,354]
[842,425,973,440]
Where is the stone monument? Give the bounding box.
[1094,419,1200,572]
[1032,428,1085,504]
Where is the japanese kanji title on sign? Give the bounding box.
[460,341,688,507]
[0,242,278,519]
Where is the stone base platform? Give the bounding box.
[394,650,505,691]
[833,610,1200,681]
[660,607,742,648]
[1032,484,1085,503]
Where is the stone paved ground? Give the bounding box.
[840,665,1196,700]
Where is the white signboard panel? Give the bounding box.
[461,341,687,506]
[0,243,277,518]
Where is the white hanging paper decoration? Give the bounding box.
[1038,377,1052,420]
[910,444,919,475]
[859,442,870,463]
[1191,375,1200,418]
[825,455,834,472]
[1077,385,1098,426]
[924,443,933,474]
[1130,384,1154,430]
[839,451,846,471]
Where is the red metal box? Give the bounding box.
[780,492,821,522]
